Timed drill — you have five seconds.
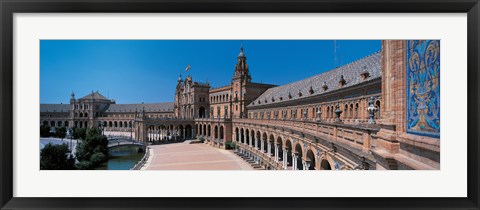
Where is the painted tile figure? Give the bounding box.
[406,40,440,137]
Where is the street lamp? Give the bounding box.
[130,120,134,140]
[67,128,73,155]
[97,121,104,136]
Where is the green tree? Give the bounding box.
[40,143,75,170]
[75,127,108,169]
[73,127,87,140]
[40,125,51,137]
[56,127,67,140]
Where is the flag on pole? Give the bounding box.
[185,64,191,72]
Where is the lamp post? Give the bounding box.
[68,128,73,156]
[130,120,134,140]
[367,96,378,124]
[97,121,104,136]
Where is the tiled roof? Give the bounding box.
[248,51,381,107]
[106,102,174,113]
[80,91,110,100]
[40,104,69,112]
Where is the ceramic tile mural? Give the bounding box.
[406,40,440,138]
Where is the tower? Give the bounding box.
[231,45,251,118]
[232,45,251,82]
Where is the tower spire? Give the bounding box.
[238,41,246,58]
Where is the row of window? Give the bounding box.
[73,104,89,110]
[249,99,381,121]
[210,93,229,103]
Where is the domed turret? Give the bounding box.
[238,46,246,58]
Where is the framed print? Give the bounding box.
[1,0,479,209]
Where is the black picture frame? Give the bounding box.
[1,0,479,209]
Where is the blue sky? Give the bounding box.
[40,40,380,104]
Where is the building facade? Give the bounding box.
[41,40,440,170]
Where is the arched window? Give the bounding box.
[355,103,359,119]
[375,100,381,119]
[349,104,353,118]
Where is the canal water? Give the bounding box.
[95,145,145,170]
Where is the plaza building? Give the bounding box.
[40,40,440,170]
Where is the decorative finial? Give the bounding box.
[238,41,246,58]
[71,91,75,99]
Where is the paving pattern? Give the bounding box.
[143,143,253,170]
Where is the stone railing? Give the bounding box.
[131,146,150,170]
[237,144,283,170]
[233,118,380,155]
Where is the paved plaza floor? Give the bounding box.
[142,142,253,170]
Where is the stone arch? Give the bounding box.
[349,103,354,118]
[219,125,224,140]
[294,143,304,170]
[114,121,118,127]
[285,139,293,167]
[268,134,275,156]
[245,129,250,145]
[240,128,244,143]
[214,125,218,139]
[375,100,381,119]
[276,136,284,161]
[207,124,211,138]
[198,106,206,118]
[262,132,268,153]
[109,121,112,127]
[306,148,317,170]
[319,154,335,170]
[185,124,192,139]
[355,103,359,119]
[235,127,239,142]
[250,129,255,146]
[256,131,261,149]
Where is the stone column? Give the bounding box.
[274,144,279,162]
[267,142,271,157]
[303,160,309,170]
[261,139,264,152]
[283,149,288,169]
[250,135,258,149]
[174,127,177,141]
[255,136,258,150]
[183,128,186,140]
[292,153,297,170]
